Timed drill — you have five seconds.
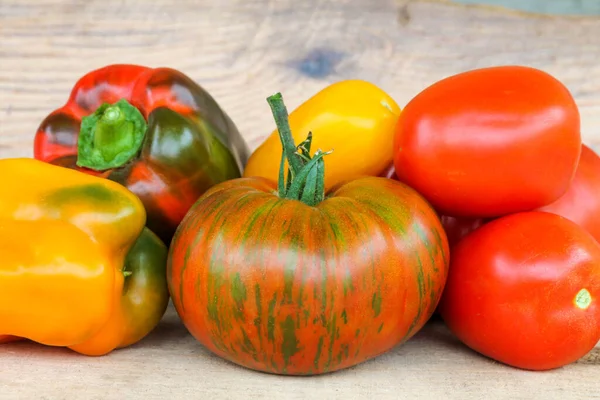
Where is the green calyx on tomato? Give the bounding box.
[266,93,332,206]
[77,98,148,171]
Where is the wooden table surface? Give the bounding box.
[1,0,599,398]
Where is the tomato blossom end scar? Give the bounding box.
[574,288,592,310]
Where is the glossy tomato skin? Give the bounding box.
[168,176,449,375]
[393,66,581,218]
[438,211,600,370]
[537,144,600,243]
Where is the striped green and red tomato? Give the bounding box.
[167,93,449,375]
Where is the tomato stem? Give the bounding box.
[76,98,147,171]
[266,93,331,206]
[267,93,304,179]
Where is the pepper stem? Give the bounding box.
[266,93,332,206]
[76,98,147,171]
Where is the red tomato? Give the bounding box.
[537,144,600,243]
[438,211,600,370]
[393,66,581,218]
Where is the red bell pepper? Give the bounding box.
[34,64,250,243]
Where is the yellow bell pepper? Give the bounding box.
[243,80,401,190]
[0,158,169,356]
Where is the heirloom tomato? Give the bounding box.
[168,93,449,375]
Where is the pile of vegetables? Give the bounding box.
[1,64,598,375]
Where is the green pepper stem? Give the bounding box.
[266,93,331,206]
[76,98,147,171]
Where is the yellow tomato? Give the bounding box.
[243,80,401,190]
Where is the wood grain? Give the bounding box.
[0,305,598,400]
[1,0,599,398]
[2,0,600,158]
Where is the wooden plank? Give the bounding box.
[2,0,600,158]
[0,305,598,400]
[0,0,599,398]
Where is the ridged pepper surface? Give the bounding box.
[0,158,169,356]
